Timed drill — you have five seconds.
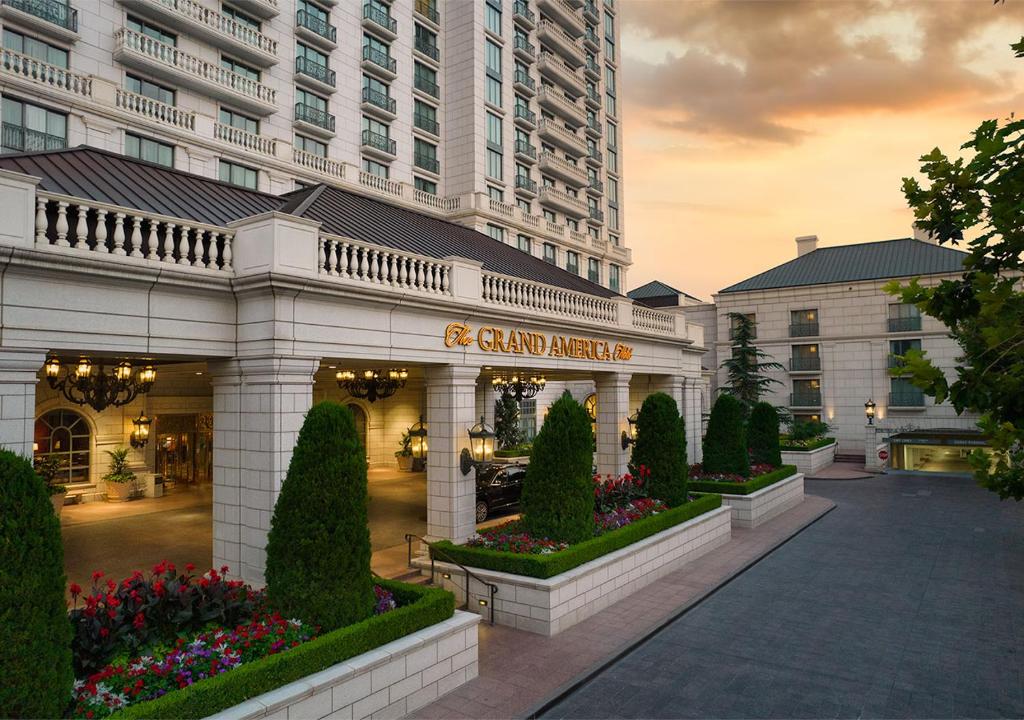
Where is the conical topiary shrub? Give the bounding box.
[521,392,594,544]
[748,401,782,467]
[629,392,688,506]
[702,394,750,476]
[0,449,73,717]
[265,401,375,631]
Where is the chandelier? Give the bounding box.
[491,373,546,402]
[44,356,157,412]
[336,368,408,402]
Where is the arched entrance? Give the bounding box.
[347,403,368,458]
[34,408,91,485]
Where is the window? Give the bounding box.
[516,198,531,215]
[222,4,261,30]
[363,73,390,100]
[296,42,328,72]
[125,133,173,167]
[792,413,821,425]
[34,409,90,485]
[607,121,618,148]
[608,205,619,230]
[543,209,557,223]
[362,157,389,177]
[604,37,615,60]
[608,147,618,173]
[1,97,66,152]
[487,112,503,147]
[604,65,616,95]
[791,344,820,371]
[890,339,922,368]
[414,99,438,134]
[488,185,504,201]
[517,234,531,253]
[542,175,554,187]
[485,0,501,34]
[792,378,821,404]
[127,15,176,45]
[219,107,258,133]
[295,134,327,157]
[487,224,505,242]
[729,313,756,339]
[414,176,437,194]
[486,76,502,106]
[608,264,621,292]
[609,233,619,246]
[567,218,579,231]
[222,55,260,81]
[888,302,922,332]
[414,137,438,173]
[126,74,175,105]
[587,257,600,283]
[486,148,503,180]
[363,33,390,58]
[486,40,502,77]
[219,159,257,189]
[588,226,599,240]
[519,398,537,440]
[543,242,556,264]
[890,377,924,406]
[604,11,615,39]
[414,62,439,97]
[516,162,530,180]
[566,251,579,275]
[3,29,67,68]
[607,177,618,203]
[790,309,819,337]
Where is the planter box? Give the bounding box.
[719,472,804,529]
[781,441,836,475]
[209,612,480,720]
[425,505,731,636]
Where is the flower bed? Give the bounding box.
[688,464,798,495]
[780,436,836,451]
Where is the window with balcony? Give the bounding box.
[888,302,922,332]
[125,133,173,167]
[790,344,820,372]
[487,224,505,242]
[295,88,333,131]
[566,250,579,276]
[364,0,396,34]
[4,0,77,32]
[790,309,819,337]
[543,209,557,223]
[415,0,439,24]
[517,234,531,253]
[414,176,437,195]
[3,29,67,68]
[889,338,922,370]
[297,0,335,42]
[488,185,504,202]
[362,74,394,113]
[223,4,261,31]
[127,74,175,106]
[296,43,332,85]
[587,257,600,283]
[362,157,389,178]
[414,61,439,98]
[414,137,439,174]
[543,242,556,264]
[485,0,502,34]
[219,159,257,189]
[609,264,621,292]
[890,377,925,407]
[729,313,756,340]
[1,97,66,153]
[413,99,438,135]
[295,133,327,157]
[222,55,260,82]
[361,115,393,154]
[486,148,503,181]
[791,378,821,407]
[127,15,176,46]
[362,33,394,73]
[414,23,438,60]
[219,107,258,133]
[516,198,531,214]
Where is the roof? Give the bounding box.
[628,280,703,304]
[0,147,616,298]
[720,238,968,294]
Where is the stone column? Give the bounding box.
[209,355,319,586]
[650,374,691,462]
[424,365,480,542]
[594,371,631,476]
[0,348,45,458]
[684,377,704,464]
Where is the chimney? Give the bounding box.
[796,235,818,257]
[912,222,937,244]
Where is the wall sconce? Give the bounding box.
[130,411,152,448]
[620,410,639,450]
[460,415,495,475]
[864,399,876,425]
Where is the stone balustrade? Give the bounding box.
[481,272,618,325]
[1,48,91,97]
[318,234,453,296]
[632,305,676,335]
[215,121,277,156]
[117,88,196,130]
[144,0,278,57]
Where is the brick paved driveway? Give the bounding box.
[543,474,1024,719]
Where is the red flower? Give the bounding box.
[221,565,230,575]
[99,627,109,638]
[91,570,104,582]
[69,582,82,597]
[132,612,145,629]
[185,562,196,573]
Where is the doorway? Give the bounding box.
[347,403,368,459]
[155,413,213,489]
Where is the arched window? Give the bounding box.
[34,409,91,484]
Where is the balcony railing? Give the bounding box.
[1,0,77,32]
[362,128,396,156]
[588,208,604,223]
[414,0,438,24]
[413,111,439,136]
[789,391,822,407]
[1,124,66,153]
[514,69,536,91]
[515,105,537,125]
[588,177,603,193]
[513,0,535,24]
[1,48,91,97]
[363,45,397,74]
[414,35,439,61]
[117,87,194,130]
[583,0,599,21]
[587,147,603,163]
[585,56,600,77]
[214,121,276,155]
[514,35,536,60]
[137,0,277,59]
[294,102,335,132]
[295,56,335,87]
[361,86,395,114]
[789,321,819,337]
[584,26,599,48]
[414,71,439,98]
[515,139,537,160]
[414,152,439,174]
[888,316,922,332]
[516,175,538,194]
[363,3,397,34]
[296,9,336,43]
[789,356,821,372]
[889,390,925,408]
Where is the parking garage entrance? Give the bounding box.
[888,429,992,474]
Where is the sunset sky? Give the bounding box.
[618,0,1024,300]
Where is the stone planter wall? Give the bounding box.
[209,612,480,720]
[781,442,836,475]
[425,505,732,637]
[719,473,804,529]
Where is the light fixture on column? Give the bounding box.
[460,415,495,475]
[409,415,428,469]
[130,411,152,449]
[491,373,546,401]
[44,355,157,412]
[620,410,639,450]
[335,368,408,402]
[864,399,876,425]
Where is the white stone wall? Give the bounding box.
[780,442,836,475]
[717,473,804,529]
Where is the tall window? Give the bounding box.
[607,147,618,173]
[486,39,502,105]
[543,242,556,264]
[219,107,258,133]
[295,134,327,157]
[519,398,537,440]
[219,159,257,189]
[3,29,67,67]
[363,33,390,60]
[608,205,619,230]
[487,224,505,242]
[126,74,175,105]
[486,148,503,180]
[414,137,438,172]
[414,176,437,194]
[125,133,174,167]
[587,257,600,283]
[607,121,618,148]
[566,250,579,275]
[485,0,501,34]
[608,264,621,292]
[127,15,176,45]
[363,158,389,177]
[1,97,66,153]
[296,0,327,26]
[34,409,90,485]
[517,234,531,253]
[486,112,502,148]
[414,61,439,97]
[222,55,260,81]
[607,177,619,204]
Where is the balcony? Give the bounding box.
[539,186,588,218]
[538,51,585,95]
[295,56,336,92]
[361,128,396,159]
[513,35,536,62]
[583,0,599,22]
[585,86,601,109]
[789,391,822,408]
[512,0,535,28]
[583,25,600,50]
[294,102,335,137]
[514,69,536,95]
[1,48,92,99]
[537,20,585,68]
[586,146,602,165]
[889,390,926,408]
[586,177,603,195]
[586,116,602,138]
[888,316,922,332]
[414,35,439,62]
[584,56,600,79]
[588,207,604,225]
[789,321,819,337]
[113,27,276,115]
[361,86,396,119]
[537,0,584,37]
[514,104,537,129]
[0,0,77,40]
[514,139,537,162]
[362,3,397,40]
[537,85,585,124]
[296,9,337,49]
[228,0,278,19]
[537,118,586,155]
[539,150,588,187]
[214,121,276,155]
[515,175,538,197]
[414,152,439,175]
[414,0,438,26]
[362,44,397,79]
[413,110,439,136]
[414,71,439,98]
[1,123,66,153]
[789,356,821,372]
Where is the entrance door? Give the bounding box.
[347,404,368,458]
[156,414,213,488]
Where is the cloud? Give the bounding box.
[619,0,1024,145]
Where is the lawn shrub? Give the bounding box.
[629,392,688,506]
[748,401,782,466]
[689,465,798,495]
[702,394,750,476]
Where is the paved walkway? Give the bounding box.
[543,474,1024,719]
[807,462,874,480]
[409,495,835,720]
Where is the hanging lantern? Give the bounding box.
[130,411,152,449]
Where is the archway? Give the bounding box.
[347,402,369,459]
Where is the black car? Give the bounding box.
[475,463,526,523]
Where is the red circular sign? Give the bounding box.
[878,449,889,461]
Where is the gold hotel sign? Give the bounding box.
[444,322,633,362]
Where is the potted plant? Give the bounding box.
[34,454,67,516]
[103,447,136,502]
[394,430,414,472]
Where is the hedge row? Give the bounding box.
[688,465,798,496]
[780,437,836,452]
[431,493,722,579]
[112,579,455,720]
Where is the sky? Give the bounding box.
[618,0,1024,300]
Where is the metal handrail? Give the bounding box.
[404,533,497,625]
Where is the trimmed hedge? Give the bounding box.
[689,465,798,496]
[432,493,722,579]
[629,392,688,506]
[748,401,782,467]
[780,437,836,452]
[702,394,750,476]
[111,580,454,720]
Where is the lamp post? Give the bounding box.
[460,415,495,475]
[130,411,152,449]
[409,415,427,471]
[865,399,876,426]
[620,410,639,450]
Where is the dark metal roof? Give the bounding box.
[720,238,969,294]
[0,146,282,225]
[628,280,680,299]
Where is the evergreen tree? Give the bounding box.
[521,392,594,544]
[721,312,784,416]
[0,450,73,717]
[748,401,782,467]
[494,394,523,450]
[265,401,375,630]
[629,392,688,506]
[702,394,750,476]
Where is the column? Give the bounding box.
[594,371,631,476]
[683,377,704,464]
[650,373,689,462]
[0,348,46,458]
[209,355,319,586]
[425,365,480,542]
